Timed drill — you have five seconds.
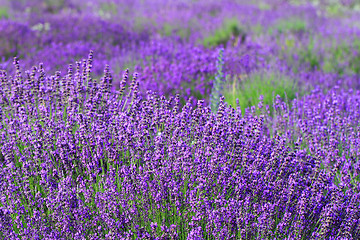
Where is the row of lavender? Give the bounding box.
[0,53,359,239]
[0,0,359,239]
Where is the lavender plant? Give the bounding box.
[0,54,358,239]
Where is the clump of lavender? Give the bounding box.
[210,47,226,113]
[0,54,359,239]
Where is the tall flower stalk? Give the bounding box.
[210,47,226,113]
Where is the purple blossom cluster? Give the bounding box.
[0,0,360,239]
[0,53,359,239]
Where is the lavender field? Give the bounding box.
[0,0,360,239]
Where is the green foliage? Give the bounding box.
[350,38,360,74]
[222,71,302,116]
[209,8,219,17]
[98,2,118,17]
[162,23,173,36]
[269,18,321,73]
[210,48,225,113]
[42,0,67,13]
[251,23,264,37]
[290,0,360,16]
[269,17,307,35]
[323,38,360,75]
[161,23,192,41]
[121,59,138,72]
[298,38,320,71]
[202,18,246,48]
[326,4,343,16]
[257,2,271,10]
[323,41,348,75]
[279,36,320,73]
[0,7,9,19]
[280,33,360,75]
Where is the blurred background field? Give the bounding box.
[1,0,360,109]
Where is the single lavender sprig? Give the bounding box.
[210,47,226,113]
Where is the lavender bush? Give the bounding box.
[0,56,359,239]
